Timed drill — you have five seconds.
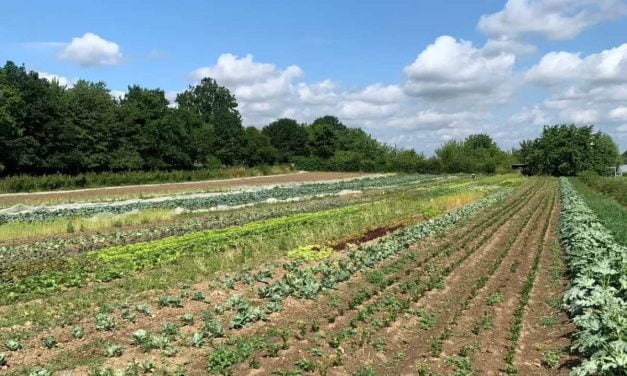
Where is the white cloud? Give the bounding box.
[58,33,122,67]
[185,36,627,154]
[560,108,599,123]
[510,105,551,125]
[610,106,627,120]
[478,0,627,40]
[525,51,584,84]
[191,53,282,86]
[526,44,627,86]
[403,36,515,101]
[482,37,537,56]
[38,71,73,87]
[191,53,304,103]
[110,90,126,100]
[346,83,405,103]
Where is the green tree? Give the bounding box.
[307,122,337,158]
[262,118,308,162]
[0,62,66,174]
[243,127,277,166]
[176,78,245,165]
[113,85,170,170]
[519,125,621,176]
[54,80,118,172]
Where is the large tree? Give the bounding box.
[262,118,308,162]
[176,78,245,165]
[435,134,509,174]
[519,125,621,176]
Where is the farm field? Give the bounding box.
[0,171,376,207]
[0,173,623,376]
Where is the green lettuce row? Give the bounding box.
[0,204,366,302]
[559,178,627,376]
[0,195,370,273]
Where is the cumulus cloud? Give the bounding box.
[38,71,73,87]
[482,37,537,56]
[478,0,627,40]
[191,53,303,103]
[58,32,122,67]
[402,36,515,102]
[186,33,627,154]
[522,44,627,134]
[109,90,126,100]
[191,53,278,85]
[610,106,627,120]
[526,44,627,86]
[510,105,551,125]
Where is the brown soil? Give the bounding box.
[515,201,579,375]
[331,224,404,250]
[226,180,547,375]
[0,171,374,206]
[2,181,573,376]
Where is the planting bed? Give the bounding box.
[0,175,613,375]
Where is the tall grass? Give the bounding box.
[0,165,293,193]
[570,177,627,246]
[0,209,177,242]
[577,171,626,207]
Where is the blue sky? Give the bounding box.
[2,0,627,154]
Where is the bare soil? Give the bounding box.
[2,180,576,376]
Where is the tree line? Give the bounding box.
[0,61,518,177]
[2,60,622,179]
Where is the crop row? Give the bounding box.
[0,194,371,273]
[0,204,366,301]
[0,188,510,374]
[202,189,511,373]
[205,183,542,374]
[559,178,627,376]
[0,174,436,224]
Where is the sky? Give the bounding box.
[2,0,627,155]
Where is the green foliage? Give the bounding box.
[72,325,85,339]
[287,245,333,261]
[5,339,22,351]
[570,177,627,246]
[578,171,626,206]
[94,313,116,331]
[435,134,511,174]
[541,349,561,369]
[263,118,309,162]
[519,125,621,176]
[104,343,123,357]
[0,165,291,193]
[559,178,627,375]
[42,335,57,349]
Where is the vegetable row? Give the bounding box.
[558,178,627,376]
[0,174,435,224]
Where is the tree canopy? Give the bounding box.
[0,60,527,177]
[518,125,621,176]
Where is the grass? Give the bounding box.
[570,177,627,246]
[0,209,178,242]
[577,172,626,206]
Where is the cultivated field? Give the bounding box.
[0,173,623,375]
